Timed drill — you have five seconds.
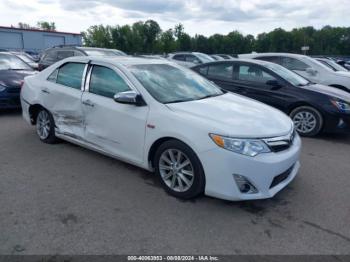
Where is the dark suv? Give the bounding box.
[38,46,127,71]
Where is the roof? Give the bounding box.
[191,58,277,68]
[0,26,81,36]
[64,56,173,67]
[239,52,307,58]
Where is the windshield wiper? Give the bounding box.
[165,99,194,104]
[197,93,222,100]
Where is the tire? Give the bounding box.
[154,139,205,199]
[290,106,323,137]
[36,109,57,144]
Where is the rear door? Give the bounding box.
[81,62,149,164]
[232,62,291,111]
[44,62,87,138]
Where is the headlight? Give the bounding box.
[210,134,271,157]
[0,84,6,92]
[331,99,350,113]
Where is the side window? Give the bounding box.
[56,63,86,90]
[57,51,75,60]
[42,51,57,63]
[173,55,184,61]
[238,64,276,84]
[89,65,130,98]
[281,57,310,71]
[185,55,201,64]
[208,63,233,79]
[47,69,58,82]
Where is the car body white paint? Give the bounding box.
[167,52,215,68]
[21,56,301,201]
[239,53,350,92]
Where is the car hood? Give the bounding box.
[300,84,350,102]
[167,93,293,138]
[0,70,36,88]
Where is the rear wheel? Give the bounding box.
[36,109,57,144]
[154,140,205,199]
[290,106,323,137]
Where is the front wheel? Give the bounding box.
[36,109,57,144]
[154,140,205,199]
[290,106,323,137]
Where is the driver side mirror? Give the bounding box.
[306,68,318,76]
[114,91,146,106]
[266,79,282,89]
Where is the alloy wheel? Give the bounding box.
[36,110,51,140]
[292,111,317,134]
[159,149,194,192]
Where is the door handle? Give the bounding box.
[41,89,50,94]
[82,100,94,107]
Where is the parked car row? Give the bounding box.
[192,59,350,136]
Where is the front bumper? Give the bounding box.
[0,89,21,109]
[323,113,350,133]
[198,134,301,201]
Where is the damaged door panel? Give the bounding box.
[44,62,87,139]
[82,64,149,164]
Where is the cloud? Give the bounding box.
[0,0,349,37]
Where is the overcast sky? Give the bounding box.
[0,0,349,36]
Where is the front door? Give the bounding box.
[82,63,149,164]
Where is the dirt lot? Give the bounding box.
[1,111,350,255]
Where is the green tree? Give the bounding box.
[37,21,56,31]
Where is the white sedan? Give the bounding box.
[20,56,301,201]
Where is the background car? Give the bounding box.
[215,54,237,59]
[239,53,350,92]
[38,46,127,71]
[0,52,36,109]
[21,56,300,201]
[315,58,348,72]
[167,52,215,67]
[192,59,350,136]
[210,55,225,61]
[11,51,39,70]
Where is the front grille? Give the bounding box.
[263,128,296,153]
[270,165,294,189]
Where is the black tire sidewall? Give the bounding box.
[36,109,57,144]
[154,139,205,199]
[290,106,323,137]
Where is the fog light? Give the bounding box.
[233,174,258,194]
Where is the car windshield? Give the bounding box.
[264,62,310,86]
[0,53,32,70]
[130,64,223,104]
[17,54,33,63]
[83,49,125,56]
[319,59,347,72]
[195,53,215,63]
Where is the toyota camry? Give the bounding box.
[20,56,301,201]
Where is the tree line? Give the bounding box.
[81,20,350,55]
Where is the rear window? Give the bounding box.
[56,62,86,90]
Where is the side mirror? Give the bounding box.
[306,68,317,75]
[114,91,145,106]
[266,79,282,89]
